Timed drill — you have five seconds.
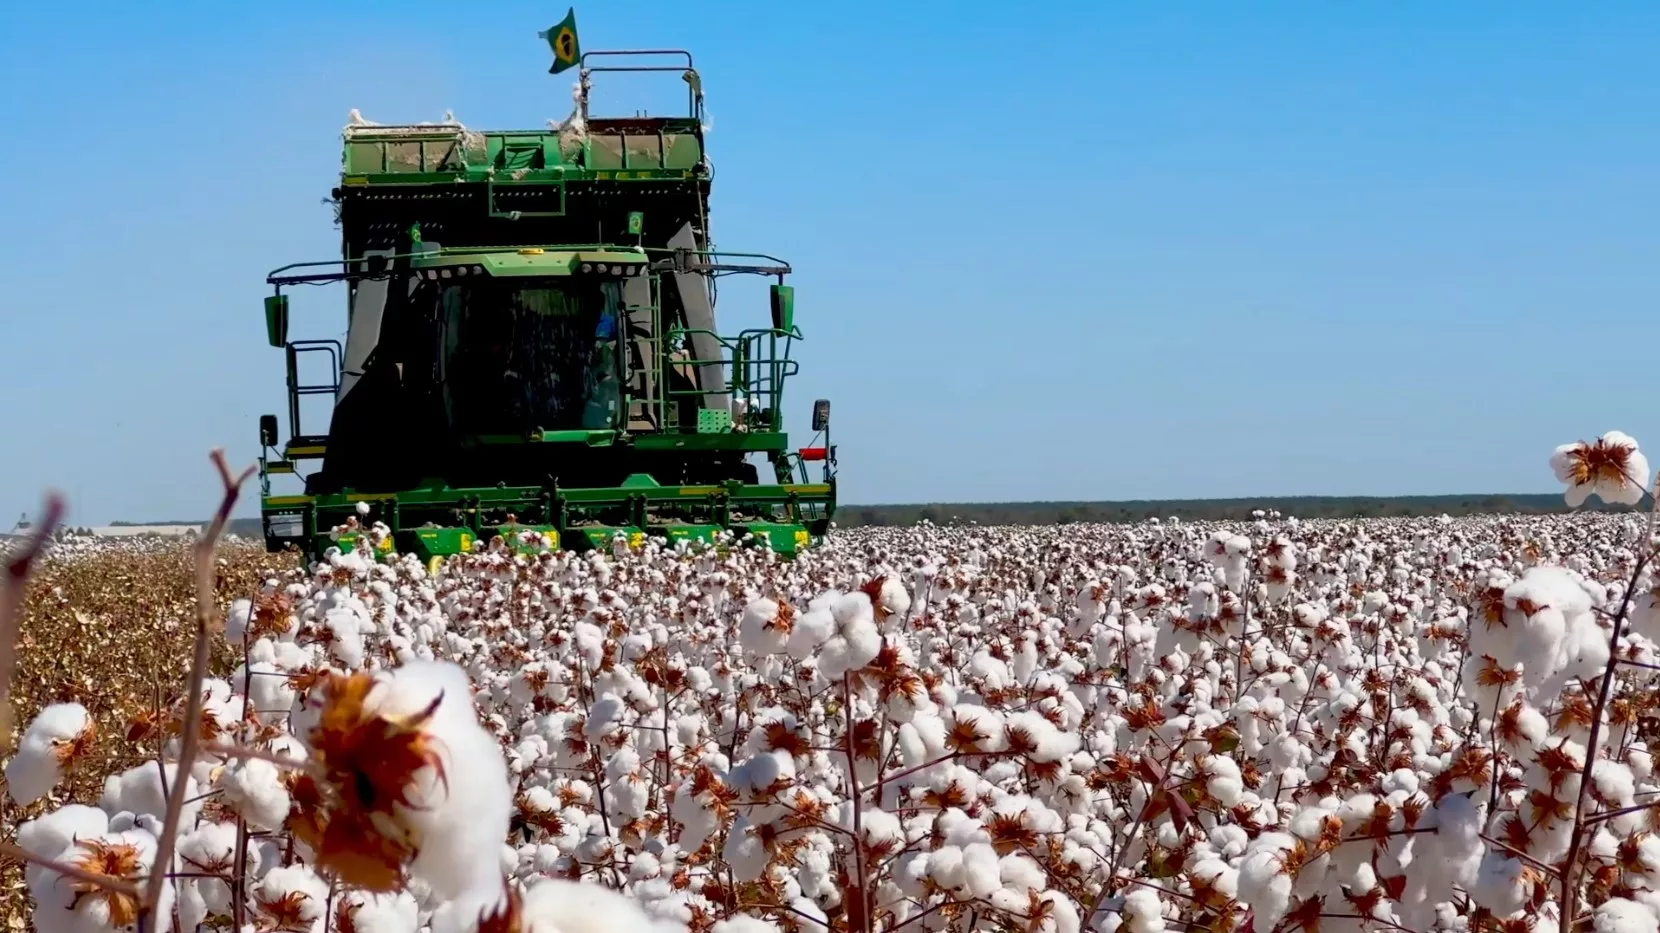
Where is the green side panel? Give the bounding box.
[624,135,663,170]
[346,141,384,174]
[397,527,479,559]
[381,140,429,174]
[662,134,701,170]
[588,135,625,170]
[487,133,560,171]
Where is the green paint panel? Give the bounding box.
[662,135,701,170]
[397,527,478,559]
[624,135,663,170]
[588,136,625,170]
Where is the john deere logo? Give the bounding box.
[554,28,577,64]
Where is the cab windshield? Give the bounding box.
[437,277,623,435]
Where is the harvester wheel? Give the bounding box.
[428,555,444,577]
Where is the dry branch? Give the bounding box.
[0,841,142,898]
[0,492,66,746]
[136,450,254,933]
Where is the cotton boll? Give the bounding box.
[1469,851,1530,916]
[1553,432,1650,507]
[786,608,836,659]
[328,661,514,901]
[1594,898,1659,933]
[221,757,292,832]
[15,804,108,889]
[254,865,332,933]
[338,890,422,933]
[325,606,369,668]
[928,845,967,890]
[843,617,883,671]
[1202,756,1245,808]
[1238,833,1297,931]
[962,843,1002,899]
[178,821,245,916]
[101,760,201,826]
[739,598,791,655]
[226,597,255,643]
[714,917,785,933]
[243,660,300,719]
[5,702,93,806]
[30,828,168,933]
[817,637,853,681]
[723,819,770,882]
[1121,888,1165,933]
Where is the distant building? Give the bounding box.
[86,525,204,538]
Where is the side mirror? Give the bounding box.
[770,284,795,332]
[264,295,289,348]
[811,398,831,432]
[259,414,279,449]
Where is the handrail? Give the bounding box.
[659,327,799,433]
[579,49,695,70]
[265,243,780,287]
[578,49,702,122]
[285,340,342,440]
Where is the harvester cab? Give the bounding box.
[255,48,836,566]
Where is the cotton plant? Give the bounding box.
[9,432,1660,933]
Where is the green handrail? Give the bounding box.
[660,326,799,432]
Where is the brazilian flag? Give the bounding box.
[540,9,581,75]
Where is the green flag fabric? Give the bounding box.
[539,9,581,75]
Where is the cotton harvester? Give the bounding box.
[254,39,836,566]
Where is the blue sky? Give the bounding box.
[3,1,1658,525]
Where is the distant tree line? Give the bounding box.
[832,493,1631,528]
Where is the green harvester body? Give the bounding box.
[255,49,836,565]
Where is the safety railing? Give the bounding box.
[285,340,342,440]
[658,327,798,432]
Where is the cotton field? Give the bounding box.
[4,433,1660,933]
